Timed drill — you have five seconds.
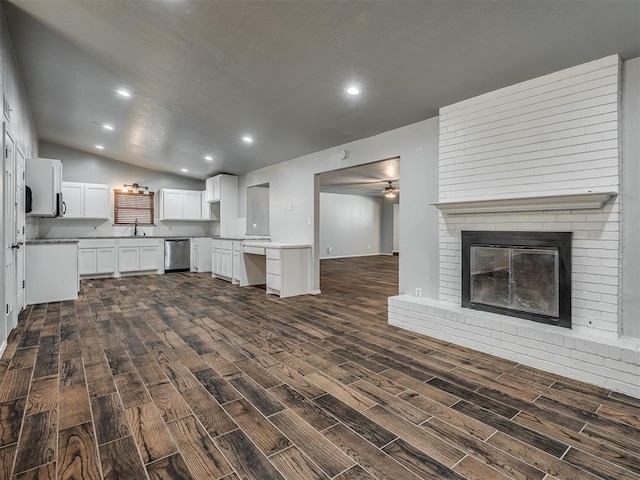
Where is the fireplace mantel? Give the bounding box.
[432,191,617,214]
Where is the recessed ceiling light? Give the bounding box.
[102,124,114,131]
[242,135,254,144]
[181,168,188,172]
[95,145,104,150]
[204,155,213,161]
[116,89,131,98]
[345,85,361,96]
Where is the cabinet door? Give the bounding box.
[206,176,221,202]
[96,248,116,273]
[162,190,184,219]
[222,250,233,277]
[201,191,211,220]
[183,191,201,220]
[62,182,84,218]
[232,250,240,282]
[84,184,110,218]
[118,247,140,272]
[212,248,220,274]
[140,246,159,271]
[193,244,199,271]
[78,248,97,275]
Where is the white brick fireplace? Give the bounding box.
[389,55,640,397]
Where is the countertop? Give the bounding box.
[28,235,211,242]
[26,239,79,245]
[243,241,311,249]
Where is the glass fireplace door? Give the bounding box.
[470,246,559,317]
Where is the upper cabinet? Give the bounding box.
[61,182,109,219]
[26,158,63,217]
[158,188,205,220]
[205,175,221,202]
[205,174,238,236]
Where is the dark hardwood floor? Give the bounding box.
[1,254,639,479]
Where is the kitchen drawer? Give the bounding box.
[212,239,222,249]
[118,238,160,247]
[78,239,116,249]
[266,248,281,260]
[243,245,265,255]
[267,273,281,291]
[266,258,281,275]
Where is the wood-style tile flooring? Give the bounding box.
[1,255,640,479]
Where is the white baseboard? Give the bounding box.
[320,253,387,260]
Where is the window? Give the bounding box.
[114,191,155,224]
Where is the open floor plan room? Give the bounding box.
[0,256,639,480]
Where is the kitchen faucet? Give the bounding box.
[134,218,138,236]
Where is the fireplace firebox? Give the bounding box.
[461,231,572,328]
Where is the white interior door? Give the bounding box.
[15,146,25,320]
[3,126,16,341]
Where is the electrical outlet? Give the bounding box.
[415,287,422,297]
[307,217,311,225]
[327,246,333,253]
[289,203,294,211]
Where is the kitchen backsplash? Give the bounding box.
[27,217,216,238]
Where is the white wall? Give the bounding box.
[40,141,204,191]
[380,197,397,254]
[622,57,640,338]
[1,7,39,352]
[319,193,381,259]
[32,141,212,239]
[392,203,400,252]
[238,117,439,295]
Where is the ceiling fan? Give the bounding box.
[383,181,399,198]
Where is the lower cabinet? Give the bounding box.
[78,238,163,278]
[212,239,234,280]
[191,237,212,273]
[118,238,161,273]
[78,239,116,277]
[26,243,79,304]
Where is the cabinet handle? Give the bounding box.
[62,201,67,214]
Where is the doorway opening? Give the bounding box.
[314,157,400,294]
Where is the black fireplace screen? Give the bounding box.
[462,232,572,328]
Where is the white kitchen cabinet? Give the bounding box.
[205,174,238,236]
[26,158,63,217]
[161,189,183,219]
[26,242,78,304]
[62,182,84,217]
[61,182,109,219]
[205,175,221,202]
[78,239,117,277]
[118,247,140,272]
[84,184,110,218]
[201,191,210,221]
[232,241,241,284]
[159,188,203,220]
[212,239,234,280]
[78,248,97,275]
[183,191,202,220]
[240,242,312,298]
[191,237,212,273]
[96,248,116,273]
[140,246,160,270]
[118,238,161,273]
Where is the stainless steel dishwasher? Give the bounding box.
[164,238,190,272]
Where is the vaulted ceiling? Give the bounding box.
[4,1,640,184]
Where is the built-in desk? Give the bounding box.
[240,242,312,298]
